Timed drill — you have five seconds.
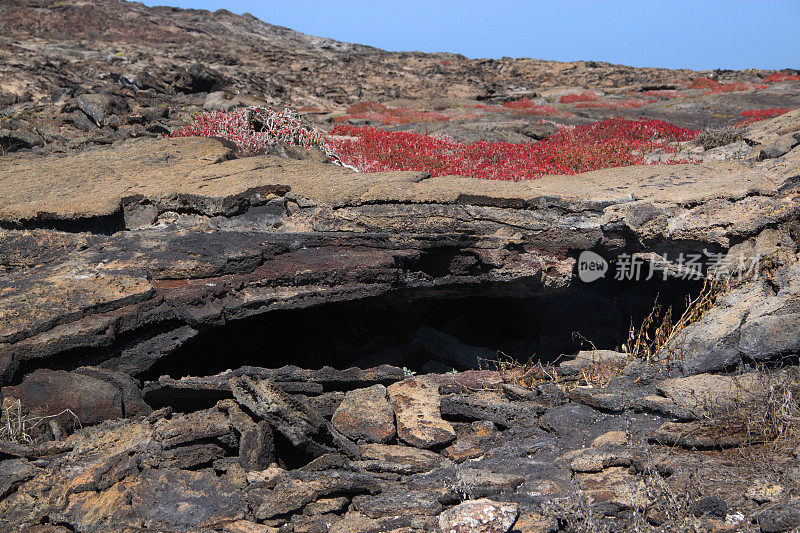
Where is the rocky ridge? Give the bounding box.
[2,0,800,158]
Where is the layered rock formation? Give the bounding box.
[0,108,798,532]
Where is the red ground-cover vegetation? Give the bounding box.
[501,98,575,117]
[765,73,800,82]
[336,102,450,125]
[643,89,684,98]
[736,108,794,126]
[559,92,600,104]
[328,117,697,181]
[685,78,768,94]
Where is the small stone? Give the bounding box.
[512,511,558,533]
[245,465,286,486]
[358,443,445,473]
[304,496,349,515]
[746,480,785,503]
[438,498,519,533]
[689,496,728,518]
[568,447,633,473]
[443,421,497,462]
[591,431,629,447]
[332,384,395,443]
[291,513,339,533]
[222,520,279,533]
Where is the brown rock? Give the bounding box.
[303,496,349,515]
[223,520,279,533]
[2,369,123,426]
[443,421,497,462]
[591,430,629,447]
[332,384,395,443]
[358,443,446,474]
[437,498,519,533]
[656,372,766,418]
[649,420,765,448]
[128,468,248,529]
[229,376,338,457]
[575,466,651,510]
[239,420,275,472]
[513,511,558,533]
[153,408,231,448]
[388,377,455,449]
[247,470,381,520]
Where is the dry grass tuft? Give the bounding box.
[623,277,725,365]
[692,126,743,150]
[698,368,800,451]
[1,399,80,445]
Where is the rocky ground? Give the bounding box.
[2,0,800,156]
[0,104,799,531]
[2,1,800,532]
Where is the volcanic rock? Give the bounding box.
[2,369,127,427]
[388,377,456,449]
[437,498,519,533]
[331,384,396,443]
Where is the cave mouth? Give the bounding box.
[141,274,705,381]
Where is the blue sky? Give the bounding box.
[140,0,799,70]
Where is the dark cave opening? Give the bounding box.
[141,274,706,381]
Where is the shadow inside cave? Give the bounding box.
[140,274,705,381]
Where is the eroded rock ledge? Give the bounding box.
[1,118,800,383]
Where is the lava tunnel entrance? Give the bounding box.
[141,275,705,381]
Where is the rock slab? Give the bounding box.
[438,498,519,533]
[331,384,395,443]
[388,377,455,449]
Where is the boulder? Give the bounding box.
[672,281,772,374]
[75,93,130,126]
[2,369,125,427]
[440,391,545,428]
[229,376,358,458]
[443,420,497,462]
[437,499,519,533]
[246,470,381,520]
[0,127,44,151]
[331,384,395,443]
[558,350,628,376]
[0,458,40,499]
[757,132,800,160]
[388,377,456,449]
[656,372,766,418]
[758,502,800,533]
[739,296,800,359]
[153,408,231,448]
[128,468,247,529]
[230,376,326,450]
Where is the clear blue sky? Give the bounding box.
[140,0,799,70]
